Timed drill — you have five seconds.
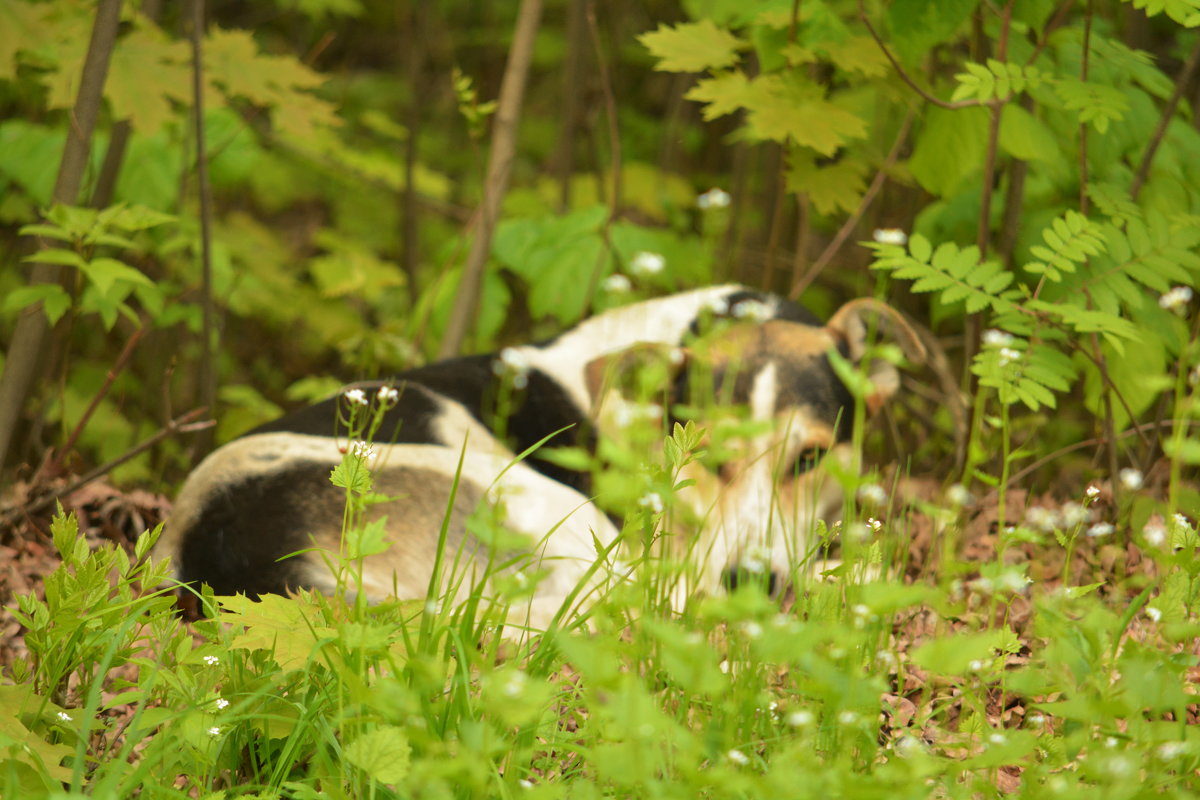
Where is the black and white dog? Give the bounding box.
[156,286,923,625]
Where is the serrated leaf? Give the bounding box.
[685,70,751,120]
[220,593,335,672]
[785,153,868,215]
[742,74,866,155]
[105,21,195,132]
[638,20,745,73]
[345,726,411,784]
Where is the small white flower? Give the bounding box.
[1146,606,1162,622]
[630,251,665,276]
[787,710,814,727]
[1159,286,1193,312]
[376,386,399,405]
[697,187,732,209]
[350,440,377,462]
[857,484,887,506]
[1105,756,1134,778]
[872,228,908,246]
[1118,468,1143,491]
[988,732,1007,745]
[946,484,972,507]
[638,492,664,514]
[969,659,985,672]
[852,604,870,617]
[1086,484,1101,499]
[519,779,534,789]
[1027,713,1045,727]
[867,517,883,532]
[203,655,220,666]
[208,726,221,737]
[602,273,632,293]
[1060,502,1089,528]
[998,347,1021,366]
[343,388,368,406]
[503,673,527,698]
[215,698,230,711]
[837,710,859,725]
[740,621,763,639]
[1087,522,1115,538]
[56,711,72,722]
[513,572,528,587]
[982,329,1015,348]
[493,347,531,389]
[732,299,771,321]
[726,748,749,765]
[1158,742,1187,759]
[1143,520,1167,547]
[1025,506,1060,533]
[1105,736,1119,748]
[740,554,767,575]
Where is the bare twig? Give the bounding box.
[191,0,217,459]
[788,111,913,300]
[0,0,123,470]
[438,0,543,358]
[1,409,213,525]
[1132,35,1200,200]
[857,0,983,111]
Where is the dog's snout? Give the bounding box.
[723,565,780,595]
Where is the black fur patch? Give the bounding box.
[247,355,594,493]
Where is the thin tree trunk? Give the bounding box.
[0,0,124,470]
[438,0,544,359]
[556,0,587,213]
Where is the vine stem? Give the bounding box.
[1131,35,1200,200]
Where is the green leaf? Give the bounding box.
[220,593,335,672]
[685,70,752,120]
[638,20,745,73]
[344,726,411,784]
[999,104,1060,162]
[742,74,866,155]
[887,0,980,64]
[81,257,154,295]
[2,284,72,325]
[910,628,1018,676]
[909,106,990,196]
[786,152,868,215]
[105,21,194,133]
[23,248,85,269]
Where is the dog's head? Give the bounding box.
[584,297,925,593]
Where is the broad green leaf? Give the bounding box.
[23,248,85,269]
[685,70,752,120]
[2,284,72,325]
[908,106,989,197]
[999,104,1060,162]
[105,22,195,133]
[638,20,745,73]
[786,153,868,215]
[742,74,866,155]
[220,593,335,672]
[81,257,155,295]
[344,726,411,784]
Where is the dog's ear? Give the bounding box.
[826,299,926,410]
[584,343,687,409]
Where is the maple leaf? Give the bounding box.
[0,1,89,81]
[105,22,197,133]
[639,20,745,73]
[220,592,335,672]
[685,70,751,120]
[786,152,869,215]
[742,74,867,155]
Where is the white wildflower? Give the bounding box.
[857,483,887,506]
[787,710,814,727]
[998,347,1021,366]
[1105,736,1120,748]
[697,187,732,209]
[638,492,664,514]
[1158,742,1188,759]
[343,388,368,406]
[493,347,531,389]
[1118,468,1143,491]
[988,732,1007,745]
[969,659,985,672]
[1060,502,1089,528]
[602,273,632,293]
[732,299,771,322]
[503,673,527,698]
[852,604,870,618]
[982,329,1015,348]
[867,517,883,532]
[376,385,399,405]
[837,710,859,725]
[740,545,769,575]
[1159,286,1193,312]
[1025,506,1060,533]
[630,251,665,276]
[872,228,908,246]
[1105,756,1134,778]
[1086,484,1101,500]
[740,621,763,639]
[1087,522,1115,538]
[1146,606,1162,622]
[519,779,534,789]
[208,726,221,737]
[1172,513,1192,532]
[1027,713,1045,727]
[726,748,749,765]
[56,711,72,722]
[203,655,220,666]
[350,440,377,463]
[215,698,230,711]
[946,483,973,507]
[1143,520,1167,547]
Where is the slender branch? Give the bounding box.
[1,409,213,525]
[1132,35,1200,200]
[788,112,913,300]
[191,0,217,459]
[438,0,544,358]
[857,0,982,111]
[0,0,123,470]
[557,0,587,213]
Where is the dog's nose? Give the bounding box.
[723,565,780,595]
